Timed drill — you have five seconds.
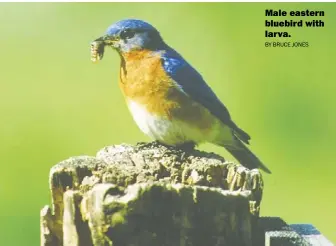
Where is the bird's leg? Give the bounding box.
[153,141,196,152]
[175,141,196,152]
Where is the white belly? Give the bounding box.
[127,100,226,145]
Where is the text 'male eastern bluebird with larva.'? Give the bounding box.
[91,19,271,173]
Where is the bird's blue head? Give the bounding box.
[94,19,165,53]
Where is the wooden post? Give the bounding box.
[40,142,333,245]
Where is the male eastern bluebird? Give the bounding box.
[91,19,271,173]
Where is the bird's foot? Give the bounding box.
[152,141,196,153]
[175,141,196,153]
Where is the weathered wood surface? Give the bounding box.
[41,142,264,246]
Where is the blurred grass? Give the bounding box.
[0,2,335,245]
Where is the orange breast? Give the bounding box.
[118,50,216,131]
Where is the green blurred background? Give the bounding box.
[0,2,335,245]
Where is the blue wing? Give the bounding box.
[161,47,251,144]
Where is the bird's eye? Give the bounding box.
[120,29,136,39]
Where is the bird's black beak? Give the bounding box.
[95,35,119,45]
[93,35,108,43]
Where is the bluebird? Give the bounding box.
[91,19,271,173]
